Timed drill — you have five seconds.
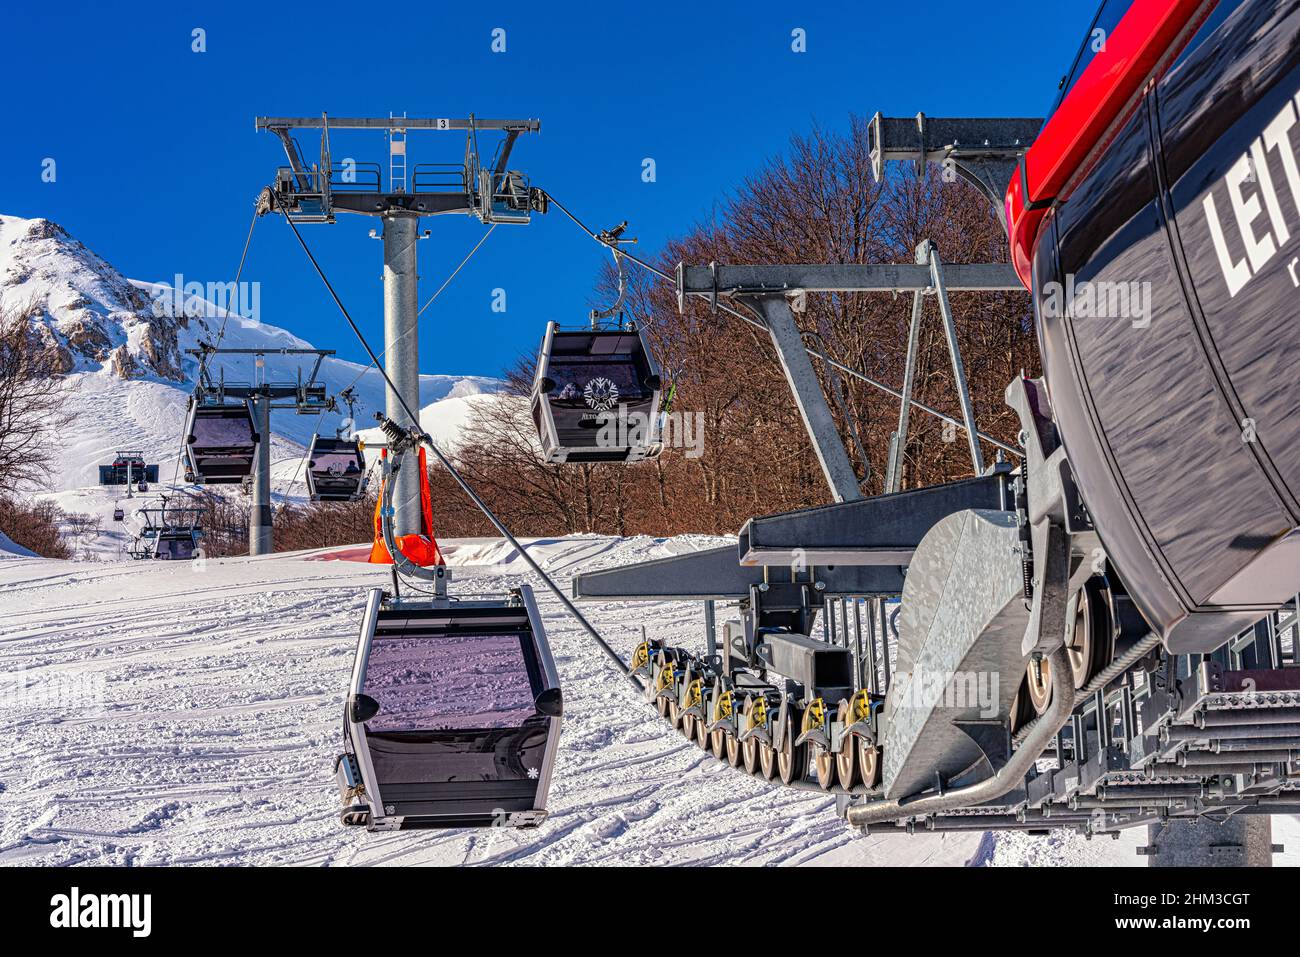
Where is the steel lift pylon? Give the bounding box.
[256,113,545,538]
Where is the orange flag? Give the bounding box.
[368,446,445,567]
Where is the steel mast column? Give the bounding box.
[382,211,422,538]
[250,393,273,555]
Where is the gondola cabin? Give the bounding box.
[305,436,367,502]
[184,401,259,484]
[529,321,663,464]
[1009,0,1300,652]
[152,527,201,561]
[336,586,562,830]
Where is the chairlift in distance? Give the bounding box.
[98,451,159,486]
[123,495,204,562]
[152,526,201,561]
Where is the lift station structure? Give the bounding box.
[255,113,546,537]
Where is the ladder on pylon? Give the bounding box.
[388,112,408,193]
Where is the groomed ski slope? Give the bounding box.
[1,537,1295,867]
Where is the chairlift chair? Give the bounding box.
[529,321,663,464]
[152,527,200,561]
[306,435,367,502]
[336,585,562,830]
[183,400,259,484]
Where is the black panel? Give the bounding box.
[368,723,551,788]
[1161,0,1300,510]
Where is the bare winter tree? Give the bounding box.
[0,304,72,487]
[0,497,71,558]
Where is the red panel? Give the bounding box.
[1007,0,1215,288]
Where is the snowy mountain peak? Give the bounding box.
[0,213,197,381]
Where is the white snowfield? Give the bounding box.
[10,533,1289,869]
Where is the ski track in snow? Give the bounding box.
[2,536,1298,868]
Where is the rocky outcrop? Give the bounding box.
[109,344,140,379]
[28,324,74,375]
[62,315,113,362]
[138,321,184,380]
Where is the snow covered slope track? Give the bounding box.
[574,0,1300,861]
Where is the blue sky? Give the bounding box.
[1,1,1091,378]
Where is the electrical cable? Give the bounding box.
[277,225,497,500]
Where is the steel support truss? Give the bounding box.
[867,113,1041,229]
[676,246,1022,502]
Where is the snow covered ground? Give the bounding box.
[5,535,1291,867]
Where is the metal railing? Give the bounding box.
[411,163,467,193]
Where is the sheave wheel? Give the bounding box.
[757,702,779,781]
[1009,675,1036,734]
[741,696,761,775]
[666,699,683,730]
[780,706,810,786]
[1068,579,1115,689]
[652,650,672,714]
[758,736,778,781]
[834,700,857,790]
[801,705,833,790]
[1026,654,1053,715]
[725,727,743,767]
[858,738,881,788]
[694,708,711,749]
[711,725,728,759]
